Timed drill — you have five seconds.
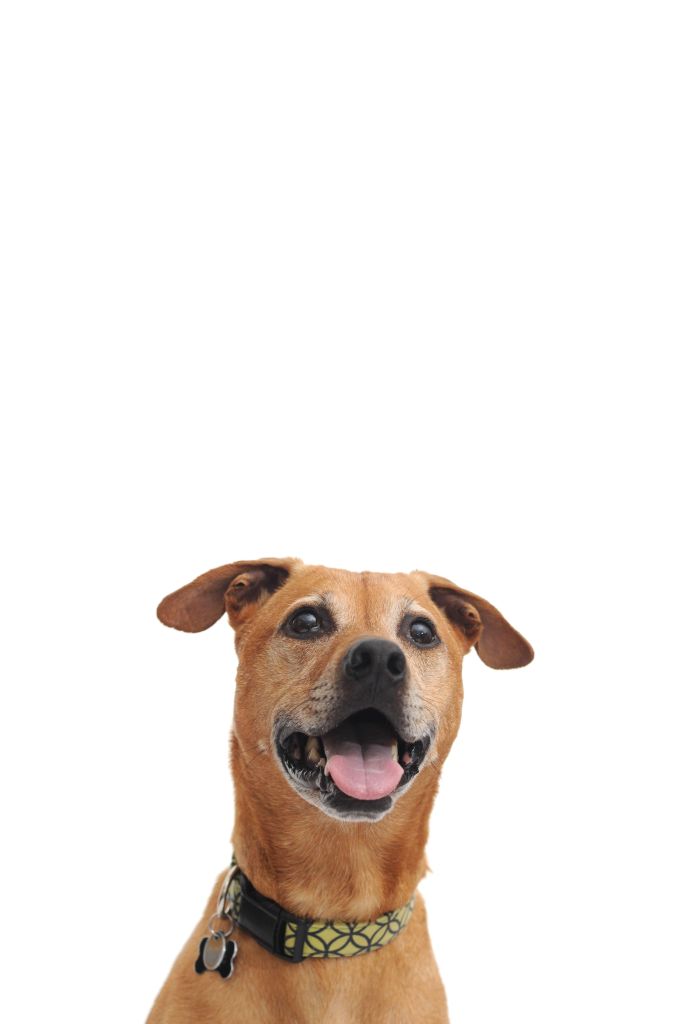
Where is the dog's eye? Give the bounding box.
[285,608,326,638]
[408,618,438,647]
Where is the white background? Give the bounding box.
[1,2,689,1022]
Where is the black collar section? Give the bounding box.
[232,869,310,962]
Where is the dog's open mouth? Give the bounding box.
[277,708,430,818]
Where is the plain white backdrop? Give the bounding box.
[1,1,689,1021]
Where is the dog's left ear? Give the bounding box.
[157,558,301,632]
[413,572,534,669]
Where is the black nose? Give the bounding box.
[343,638,407,687]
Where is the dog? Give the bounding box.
[146,559,533,1023]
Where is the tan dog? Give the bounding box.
[147,559,533,1023]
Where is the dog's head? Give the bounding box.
[158,559,533,823]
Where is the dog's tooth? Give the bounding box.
[305,736,321,764]
[317,757,326,769]
[402,751,412,766]
[289,736,302,761]
[391,741,399,761]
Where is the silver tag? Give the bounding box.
[202,933,227,971]
[194,864,239,978]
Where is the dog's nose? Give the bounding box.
[343,638,407,687]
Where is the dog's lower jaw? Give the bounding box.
[274,709,434,824]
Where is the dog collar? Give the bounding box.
[226,863,415,962]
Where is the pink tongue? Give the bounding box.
[322,717,403,801]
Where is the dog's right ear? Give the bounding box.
[157,558,301,632]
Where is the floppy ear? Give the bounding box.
[414,572,534,669]
[157,558,301,632]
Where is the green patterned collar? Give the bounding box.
[227,862,414,962]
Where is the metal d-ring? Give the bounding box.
[207,912,235,939]
[206,863,239,938]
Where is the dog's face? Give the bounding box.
[158,560,533,823]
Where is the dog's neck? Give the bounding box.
[230,734,439,921]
